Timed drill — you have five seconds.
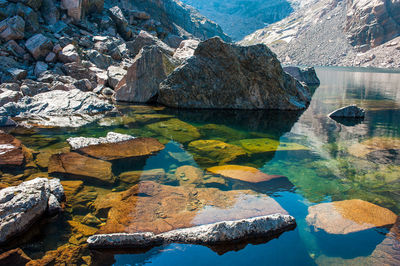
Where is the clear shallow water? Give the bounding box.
[1,67,400,265]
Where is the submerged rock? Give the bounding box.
[0,89,115,127]
[175,165,204,186]
[188,139,247,166]
[0,178,64,244]
[93,181,289,235]
[207,165,285,183]
[146,118,200,143]
[306,199,397,234]
[283,66,320,86]
[235,138,309,154]
[77,137,165,161]
[158,37,311,110]
[328,105,365,118]
[67,132,135,150]
[348,137,400,158]
[48,152,114,184]
[87,214,296,248]
[0,248,31,265]
[0,117,17,127]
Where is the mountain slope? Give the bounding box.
[240,0,400,68]
[180,0,299,41]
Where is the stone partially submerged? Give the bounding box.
[158,37,311,110]
[87,214,296,248]
[67,132,135,150]
[0,178,64,244]
[329,105,365,118]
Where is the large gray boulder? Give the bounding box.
[126,30,175,57]
[0,89,23,106]
[158,37,311,110]
[0,16,25,41]
[0,178,64,244]
[283,66,320,86]
[87,214,296,248]
[0,89,115,127]
[114,45,177,103]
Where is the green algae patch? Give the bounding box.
[198,124,247,142]
[188,139,248,167]
[146,119,201,143]
[233,138,309,154]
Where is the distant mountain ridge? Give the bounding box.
[179,0,305,41]
[240,0,400,68]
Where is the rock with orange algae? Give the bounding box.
[93,181,288,235]
[207,165,285,183]
[60,180,84,200]
[188,139,247,166]
[0,130,24,166]
[306,199,398,235]
[48,152,114,185]
[77,137,165,161]
[348,137,400,158]
[175,165,204,186]
[0,248,31,266]
[26,244,86,266]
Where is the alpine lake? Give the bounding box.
[1,67,400,265]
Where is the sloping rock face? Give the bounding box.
[114,45,177,103]
[124,0,231,42]
[0,89,114,127]
[0,178,64,244]
[87,214,296,248]
[158,37,311,110]
[345,0,400,51]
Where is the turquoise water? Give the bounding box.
[2,67,400,265]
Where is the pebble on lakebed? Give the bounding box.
[87,214,296,248]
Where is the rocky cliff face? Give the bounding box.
[241,0,400,68]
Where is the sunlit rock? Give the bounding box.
[328,105,365,118]
[0,178,64,244]
[77,137,165,161]
[146,119,200,143]
[48,152,114,184]
[87,214,296,248]
[93,181,288,235]
[207,165,285,183]
[306,199,397,234]
[67,132,135,150]
[198,124,247,142]
[188,139,247,166]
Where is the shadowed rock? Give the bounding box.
[158,37,311,110]
[87,214,296,248]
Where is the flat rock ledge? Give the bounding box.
[87,214,296,248]
[67,132,135,150]
[328,105,365,118]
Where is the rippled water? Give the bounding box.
[1,67,400,265]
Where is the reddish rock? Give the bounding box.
[0,131,24,166]
[94,181,288,234]
[78,137,165,161]
[207,165,285,183]
[48,152,114,184]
